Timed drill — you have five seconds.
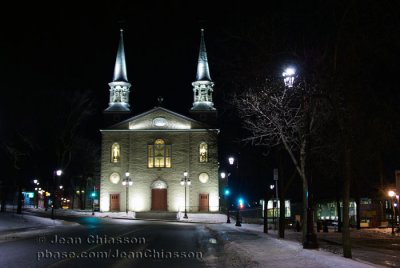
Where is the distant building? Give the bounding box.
[100,29,220,212]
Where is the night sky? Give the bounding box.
[2,1,400,203]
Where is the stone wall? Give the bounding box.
[100,129,219,212]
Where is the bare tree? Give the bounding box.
[52,89,97,171]
[234,77,326,248]
[1,133,35,213]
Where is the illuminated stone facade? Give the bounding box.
[100,107,219,212]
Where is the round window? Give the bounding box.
[153,117,168,127]
[109,172,120,184]
[199,173,209,183]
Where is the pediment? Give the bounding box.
[105,107,208,130]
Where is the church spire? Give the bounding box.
[196,29,211,81]
[191,29,215,111]
[113,29,128,82]
[105,29,131,113]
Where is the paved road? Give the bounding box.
[0,216,220,268]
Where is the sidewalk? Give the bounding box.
[0,211,79,243]
[210,221,400,268]
[207,223,384,268]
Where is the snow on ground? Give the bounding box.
[207,223,381,268]
[0,212,77,232]
[177,212,228,223]
[0,208,393,267]
[22,207,137,219]
[0,212,80,243]
[24,208,227,223]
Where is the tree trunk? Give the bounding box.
[279,193,285,238]
[278,148,285,238]
[342,144,352,258]
[336,181,342,233]
[355,196,361,230]
[71,192,75,210]
[301,143,308,244]
[378,155,385,224]
[264,190,268,234]
[16,185,23,214]
[1,185,7,212]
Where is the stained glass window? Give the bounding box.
[111,143,120,163]
[148,139,171,168]
[199,142,208,162]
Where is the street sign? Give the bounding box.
[273,169,278,181]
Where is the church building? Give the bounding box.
[99,29,220,213]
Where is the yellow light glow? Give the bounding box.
[389,190,396,197]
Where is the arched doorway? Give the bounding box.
[151,180,167,211]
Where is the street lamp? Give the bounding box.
[396,195,400,227]
[122,172,133,214]
[220,171,231,223]
[228,156,242,226]
[388,190,396,235]
[180,171,191,219]
[33,179,40,208]
[270,184,276,229]
[282,67,296,88]
[51,169,62,220]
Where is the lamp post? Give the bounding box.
[51,169,62,220]
[122,172,133,215]
[59,185,63,209]
[221,171,231,223]
[270,184,276,229]
[228,156,241,227]
[33,179,40,208]
[396,195,400,228]
[180,171,191,219]
[388,190,396,235]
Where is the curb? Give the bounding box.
[110,216,225,224]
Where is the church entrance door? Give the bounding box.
[110,194,120,211]
[151,189,167,211]
[199,193,209,212]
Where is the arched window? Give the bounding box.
[199,142,208,162]
[111,143,120,163]
[148,139,171,168]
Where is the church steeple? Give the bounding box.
[105,29,131,113]
[113,29,128,82]
[196,29,211,81]
[191,29,215,111]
